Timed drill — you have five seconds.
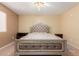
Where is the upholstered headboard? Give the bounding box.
[30,23,49,33]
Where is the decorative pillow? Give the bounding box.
[31,23,49,33]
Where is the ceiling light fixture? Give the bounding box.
[34,2,49,10]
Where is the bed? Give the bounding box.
[16,23,66,56]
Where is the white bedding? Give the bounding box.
[20,32,62,40]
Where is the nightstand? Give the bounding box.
[55,34,63,38]
[16,33,28,39]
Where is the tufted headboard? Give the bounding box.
[30,23,49,33]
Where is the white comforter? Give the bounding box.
[20,32,62,40]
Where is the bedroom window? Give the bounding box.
[0,11,7,32]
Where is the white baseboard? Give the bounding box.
[67,43,79,56]
[67,42,79,50]
[0,41,15,56]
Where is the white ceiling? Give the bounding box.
[1,2,79,15]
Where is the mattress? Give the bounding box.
[20,32,62,40]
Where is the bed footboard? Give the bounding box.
[15,39,66,56]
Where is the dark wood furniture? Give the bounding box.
[16,33,28,39]
[55,34,63,38]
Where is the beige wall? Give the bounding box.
[18,15,61,34]
[61,4,79,55]
[0,4,18,47]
